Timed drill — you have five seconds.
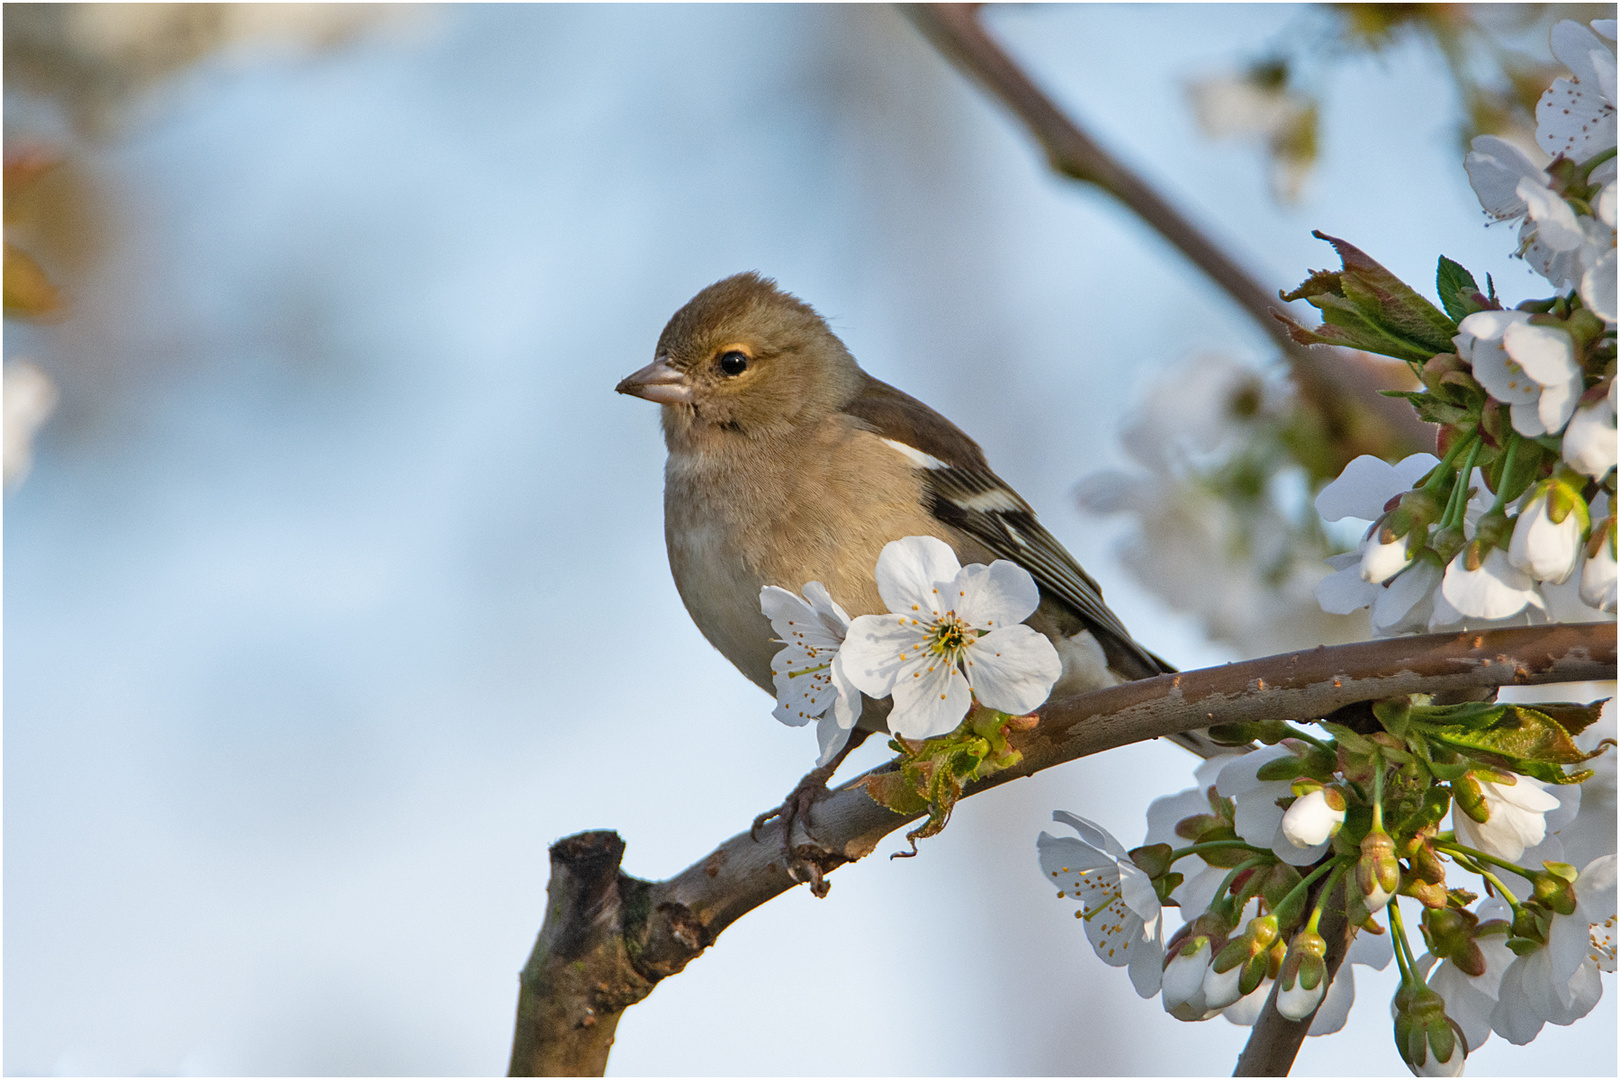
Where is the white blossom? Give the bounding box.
[1537,20,1617,166]
[1202,956,1247,1012]
[1313,454,1440,630]
[1491,855,1615,1044]
[1582,524,1618,611]
[1453,772,1563,863]
[1143,753,1243,916]
[760,582,863,766]
[1508,488,1586,584]
[1455,312,1582,438]
[840,536,1061,740]
[1421,899,1517,1054]
[1280,788,1344,848]
[1441,545,1545,621]
[1038,811,1165,998]
[1463,134,1549,222]
[1218,746,1329,865]
[1562,388,1617,479]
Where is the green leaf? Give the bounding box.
[1532,700,1609,738]
[1314,231,1459,351]
[1410,701,1507,731]
[1427,706,1609,773]
[1436,256,1484,322]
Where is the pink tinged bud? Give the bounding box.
[1280,788,1347,848]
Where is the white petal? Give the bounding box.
[1316,563,1379,615]
[1346,929,1395,970]
[1222,978,1274,1026]
[813,711,851,768]
[1458,311,1538,405]
[873,535,961,619]
[962,624,1061,715]
[1144,786,1212,848]
[799,580,853,633]
[887,649,971,739]
[1306,965,1354,1036]
[1580,248,1617,323]
[1508,493,1584,584]
[1442,548,1541,620]
[952,559,1041,629]
[1361,532,1413,584]
[1117,859,1163,922]
[1371,560,1442,635]
[1537,75,1619,162]
[1051,810,1133,862]
[1503,321,1579,389]
[1280,788,1344,847]
[1491,956,1545,1044]
[1563,398,1619,479]
[1276,975,1326,1021]
[1517,178,1586,251]
[838,613,929,699]
[1314,453,1436,521]
[1510,399,1551,438]
[1552,19,1615,92]
[1581,536,1618,611]
[1464,135,1545,219]
[1202,961,1245,1011]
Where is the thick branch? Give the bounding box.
[508,623,1615,1075]
[1232,878,1352,1076]
[902,3,1430,465]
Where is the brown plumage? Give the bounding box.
[619,272,1204,756]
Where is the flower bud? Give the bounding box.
[1393,984,1466,1076]
[1531,861,1579,916]
[1281,787,1346,848]
[1450,775,1489,824]
[1276,929,1328,1020]
[1362,516,1415,583]
[1421,907,1485,976]
[1358,830,1400,914]
[1207,914,1279,1006]
[1582,518,1617,613]
[1129,843,1174,881]
[1509,483,1586,585]
[1161,935,1216,1021]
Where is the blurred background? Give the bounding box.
[4,3,1613,1075]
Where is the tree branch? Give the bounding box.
[901,3,1431,467]
[507,623,1615,1075]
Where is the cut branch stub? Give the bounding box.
[508,832,713,1077]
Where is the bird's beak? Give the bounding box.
[615,358,692,404]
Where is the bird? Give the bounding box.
[616,273,1216,863]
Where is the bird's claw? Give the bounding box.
[752,764,839,890]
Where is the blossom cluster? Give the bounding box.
[759,535,1061,766]
[1287,21,1617,638]
[1041,701,1614,1075]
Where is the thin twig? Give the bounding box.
[902,3,1432,466]
[507,623,1616,1076]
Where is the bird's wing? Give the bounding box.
[842,377,1171,678]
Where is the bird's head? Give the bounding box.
[616,272,862,443]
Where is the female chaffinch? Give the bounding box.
[617,274,1214,831]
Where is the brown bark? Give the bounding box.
[508,623,1616,1076]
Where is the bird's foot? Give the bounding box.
[751,731,869,897]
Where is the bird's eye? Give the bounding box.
[718,350,749,376]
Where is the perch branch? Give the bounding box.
[508,622,1615,1075]
[902,3,1431,465]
